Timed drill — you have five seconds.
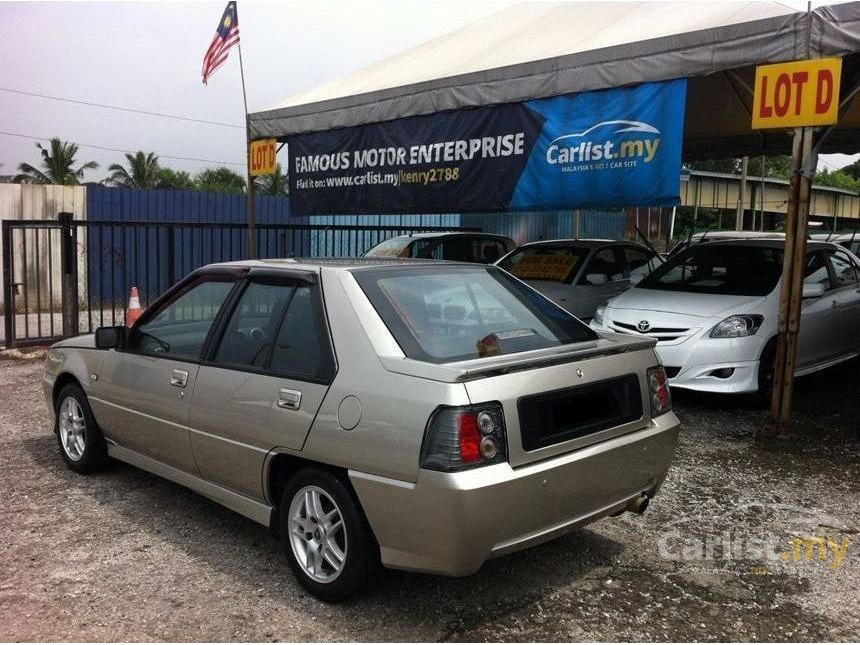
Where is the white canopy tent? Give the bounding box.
[250,1,860,158]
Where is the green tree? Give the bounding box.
[156,167,196,191]
[747,155,792,179]
[253,163,289,196]
[196,167,246,194]
[814,168,860,191]
[107,151,160,188]
[840,158,860,181]
[14,138,98,184]
[685,158,740,174]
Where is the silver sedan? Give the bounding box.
[43,258,679,601]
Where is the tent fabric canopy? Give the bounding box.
[250,1,860,157]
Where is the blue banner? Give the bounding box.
[287,79,686,215]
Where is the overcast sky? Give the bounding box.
[1,0,856,182]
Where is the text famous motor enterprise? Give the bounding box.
[293,133,527,174]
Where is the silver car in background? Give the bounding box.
[43,258,679,601]
[495,239,659,320]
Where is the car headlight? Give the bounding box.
[709,315,764,338]
[593,304,606,326]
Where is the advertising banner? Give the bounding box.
[287,79,686,215]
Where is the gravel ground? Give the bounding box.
[1,357,857,642]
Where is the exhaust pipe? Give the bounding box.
[625,494,650,515]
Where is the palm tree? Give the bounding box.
[107,151,161,188]
[14,138,98,184]
[254,164,289,196]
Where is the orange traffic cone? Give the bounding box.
[125,287,142,327]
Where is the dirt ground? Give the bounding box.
[0,357,857,642]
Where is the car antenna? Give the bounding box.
[635,225,666,264]
[698,228,709,245]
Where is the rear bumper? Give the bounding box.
[349,412,679,576]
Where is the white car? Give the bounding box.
[495,239,659,320]
[590,239,860,395]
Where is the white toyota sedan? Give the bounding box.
[590,239,860,395]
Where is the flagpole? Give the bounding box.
[237,36,256,260]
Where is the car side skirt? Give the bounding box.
[107,443,273,526]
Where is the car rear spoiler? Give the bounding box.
[379,333,657,383]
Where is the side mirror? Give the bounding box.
[801,282,826,299]
[585,273,608,286]
[95,325,127,349]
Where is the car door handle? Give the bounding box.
[277,388,302,410]
[170,369,189,388]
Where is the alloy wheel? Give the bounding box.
[58,396,86,462]
[288,485,348,583]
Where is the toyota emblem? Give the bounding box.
[637,320,651,332]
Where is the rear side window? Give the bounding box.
[828,249,859,287]
[497,245,588,282]
[625,246,657,285]
[580,247,624,284]
[211,280,335,382]
[353,266,596,363]
[269,286,335,381]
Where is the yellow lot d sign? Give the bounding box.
[249,138,277,176]
[752,58,842,129]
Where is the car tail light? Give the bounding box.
[421,403,507,471]
[647,366,672,417]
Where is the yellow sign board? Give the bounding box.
[249,138,277,176]
[752,58,842,129]
[511,254,579,281]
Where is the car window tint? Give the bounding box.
[213,282,294,368]
[436,238,467,261]
[828,249,859,287]
[581,248,623,285]
[354,265,596,363]
[804,252,831,287]
[133,279,234,359]
[269,286,335,381]
[470,238,503,264]
[625,246,657,285]
[640,245,784,296]
[497,245,588,282]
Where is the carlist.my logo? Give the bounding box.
[545,120,662,170]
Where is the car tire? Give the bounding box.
[55,383,109,473]
[280,468,376,602]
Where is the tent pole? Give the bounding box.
[735,156,748,230]
[770,127,814,429]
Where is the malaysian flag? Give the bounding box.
[202,2,240,85]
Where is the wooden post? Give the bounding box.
[770,127,814,428]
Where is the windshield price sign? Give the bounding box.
[752,58,842,129]
[250,138,277,176]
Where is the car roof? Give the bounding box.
[381,231,513,241]
[514,238,644,249]
[197,257,482,274]
[689,238,839,250]
[691,230,785,239]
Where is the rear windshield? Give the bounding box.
[496,245,588,282]
[353,265,597,363]
[638,244,783,296]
